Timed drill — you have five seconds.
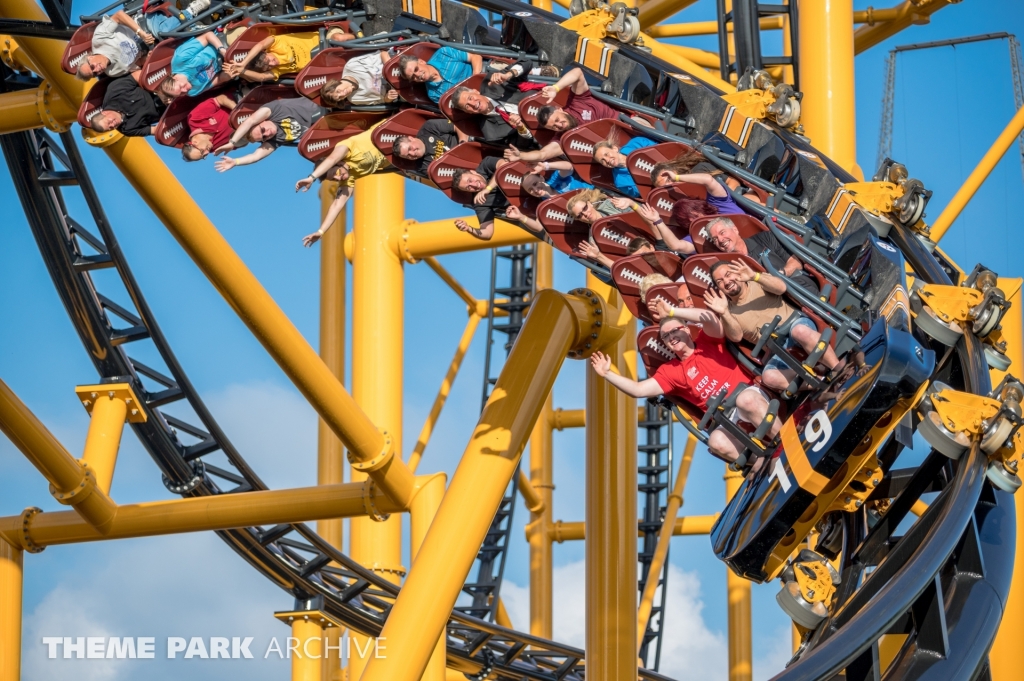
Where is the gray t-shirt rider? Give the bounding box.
[92,15,145,78]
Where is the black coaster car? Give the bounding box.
[710,317,935,582]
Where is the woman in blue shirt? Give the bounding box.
[592,135,655,198]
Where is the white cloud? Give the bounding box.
[203,381,318,491]
[754,628,796,681]
[23,533,293,681]
[503,561,729,680]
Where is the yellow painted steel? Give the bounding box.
[531,0,554,11]
[410,473,448,681]
[637,434,697,649]
[318,186,347,551]
[547,513,719,542]
[518,469,546,514]
[349,172,406,681]
[317,188,346,681]
[991,281,1023,681]
[408,313,482,473]
[76,382,145,495]
[585,273,637,681]
[0,378,117,535]
[637,0,700,30]
[648,16,783,37]
[0,480,405,549]
[853,0,958,55]
[358,288,613,681]
[552,405,698,430]
[725,467,752,681]
[97,136,415,507]
[424,257,483,314]
[0,85,77,134]
[290,617,324,681]
[0,0,85,106]
[0,536,21,681]
[663,43,720,69]
[799,0,858,177]
[399,218,539,262]
[343,218,537,263]
[930,105,1024,243]
[496,598,515,629]
[641,35,737,93]
[527,242,555,638]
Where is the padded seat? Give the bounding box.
[61,22,98,75]
[427,141,499,202]
[382,42,440,107]
[297,111,389,162]
[153,84,236,148]
[371,108,445,171]
[682,253,835,362]
[229,83,299,129]
[635,326,704,425]
[223,22,350,70]
[295,47,375,105]
[517,87,570,147]
[625,141,692,200]
[689,213,766,254]
[611,251,686,321]
[139,37,183,92]
[690,214,836,305]
[535,190,588,255]
[646,183,708,223]
[494,160,541,216]
[438,72,490,138]
[590,211,658,260]
[559,119,636,188]
[76,77,110,129]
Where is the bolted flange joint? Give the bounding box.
[49,463,99,507]
[360,479,391,522]
[348,430,396,474]
[564,287,624,359]
[19,506,44,553]
[347,429,414,508]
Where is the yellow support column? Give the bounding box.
[318,183,346,681]
[930,106,1024,242]
[410,473,448,681]
[291,617,324,681]
[798,0,858,178]
[348,173,405,681]
[637,435,697,649]
[0,0,86,106]
[0,379,117,533]
[358,288,617,681]
[990,280,1023,681]
[585,272,637,681]
[0,536,21,681]
[528,243,555,638]
[75,382,146,495]
[725,467,752,681]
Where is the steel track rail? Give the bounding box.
[3,2,1015,678]
[2,127,679,681]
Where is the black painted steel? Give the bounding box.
[637,401,672,670]
[4,128,679,681]
[459,244,535,623]
[6,2,1017,679]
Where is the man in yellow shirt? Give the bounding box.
[225,27,354,82]
[294,120,390,247]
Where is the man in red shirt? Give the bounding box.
[503,67,620,164]
[591,314,777,464]
[182,93,236,162]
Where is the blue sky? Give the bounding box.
[3,1,1024,679]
